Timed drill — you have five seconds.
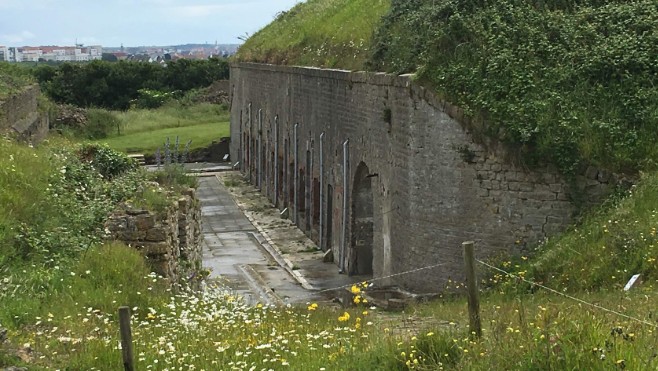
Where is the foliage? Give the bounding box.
[0,138,144,264]
[34,58,229,110]
[0,62,34,100]
[76,142,137,179]
[234,0,390,70]
[369,0,658,174]
[132,88,177,109]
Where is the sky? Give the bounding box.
[0,0,302,47]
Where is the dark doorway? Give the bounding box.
[350,162,374,276]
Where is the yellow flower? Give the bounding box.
[350,285,361,295]
[353,296,362,304]
[307,303,318,311]
[338,312,351,322]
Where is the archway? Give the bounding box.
[350,162,374,276]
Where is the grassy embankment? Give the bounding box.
[234,0,390,70]
[97,102,230,155]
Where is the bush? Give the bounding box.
[77,142,137,179]
[132,88,177,109]
[84,109,121,139]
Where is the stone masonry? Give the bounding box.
[0,85,49,143]
[229,63,618,293]
[104,188,202,284]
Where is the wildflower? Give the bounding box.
[338,312,350,322]
[350,285,361,295]
[307,303,318,311]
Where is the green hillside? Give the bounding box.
[237,0,658,176]
[234,0,390,70]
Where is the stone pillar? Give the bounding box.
[258,109,263,190]
[293,123,299,224]
[274,116,279,206]
[340,139,349,273]
[319,132,325,250]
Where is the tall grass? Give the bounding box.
[234,0,390,70]
[523,172,658,291]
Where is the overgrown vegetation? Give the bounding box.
[369,0,658,175]
[234,0,390,70]
[0,139,138,265]
[520,172,658,291]
[0,62,34,100]
[33,58,229,110]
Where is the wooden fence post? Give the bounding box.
[118,306,135,371]
[463,241,482,339]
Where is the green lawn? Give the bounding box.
[98,121,229,154]
[91,102,230,154]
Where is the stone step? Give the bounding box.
[127,153,146,166]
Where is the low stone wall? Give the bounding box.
[0,85,49,143]
[104,188,202,284]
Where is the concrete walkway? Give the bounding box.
[197,169,364,304]
[198,174,345,306]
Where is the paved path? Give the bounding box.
[197,175,316,305]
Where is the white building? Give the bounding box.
[3,45,103,63]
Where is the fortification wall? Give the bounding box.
[229,63,615,293]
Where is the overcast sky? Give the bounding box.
[0,0,301,47]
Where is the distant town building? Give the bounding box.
[0,45,103,62]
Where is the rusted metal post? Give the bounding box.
[118,306,135,371]
[463,241,482,339]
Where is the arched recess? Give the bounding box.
[350,161,374,276]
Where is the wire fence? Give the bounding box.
[280,247,657,331]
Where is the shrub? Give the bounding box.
[77,142,137,179]
[132,88,177,109]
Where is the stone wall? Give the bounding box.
[0,85,49,143]
[229,62,618,293]
[104,188,202,284]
